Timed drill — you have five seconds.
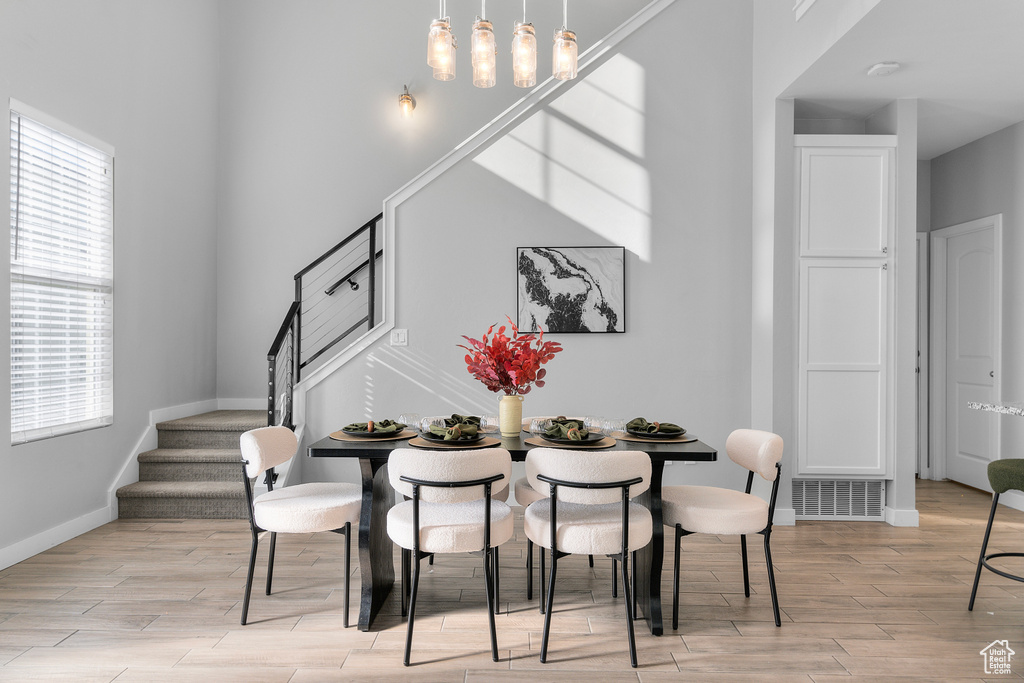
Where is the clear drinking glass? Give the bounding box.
[480,414,500,433]
[398,413,419,431]
[529,417,552,436]
[419,416,446,434]
[604,418,627,438]
[584,416,605,435]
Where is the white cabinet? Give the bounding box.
[795,136,895,478]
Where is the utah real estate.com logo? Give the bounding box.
[981,640,1014,675]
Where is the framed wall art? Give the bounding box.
[517,246,625,333]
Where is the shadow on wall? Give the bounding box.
[472,54,652,262]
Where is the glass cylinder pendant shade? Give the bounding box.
[471,18,496,88]
[512,22,537,88]
[552,28,577,80]
[428,18,456,80]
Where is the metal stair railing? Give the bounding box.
[267,212,383,428]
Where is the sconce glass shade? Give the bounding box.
[399,87,415,117]
[511,22,537,88]
[427,18,452,68]
[471,17,496,88]
[552,27,577,80]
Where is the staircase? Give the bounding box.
[116,410,266,519]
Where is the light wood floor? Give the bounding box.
[1,479,1023,681]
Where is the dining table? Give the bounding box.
[307,429,717,635]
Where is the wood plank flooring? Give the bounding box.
[1,479,1023,681]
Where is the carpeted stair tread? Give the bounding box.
[138,448,242,464]
[117,481,245,499]
[156,409,266,432]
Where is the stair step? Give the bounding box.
[156,410,266,449]
[138,448,242,483]
[116,481,247,519]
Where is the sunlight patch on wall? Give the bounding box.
[473,55,651,261]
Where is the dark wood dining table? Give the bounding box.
[307,431,717,635]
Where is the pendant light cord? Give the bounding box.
[563,0,568,26]
[522,0,527,22]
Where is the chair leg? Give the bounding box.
[589,554,594,568]
[741,534,750,598]
[401,548,409,617]
[265,532,277,596]
[403,552,422,666]
[343,522,351,629]
[763,533,781,627]
[483,548,499,661]
[631,550,637,620]
[526,538,533,601]
[240,535,259,626]
[672,525,681,631]
[612,558,618,598]
[429,553,434,565]
[539,552,558,663]
[539,547,546,614]
[621,550,638,668]
[970,493,1001,611]
[492,546,501,614]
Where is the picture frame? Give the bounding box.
[517,246,625,333]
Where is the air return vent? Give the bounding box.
[792,479,885,520]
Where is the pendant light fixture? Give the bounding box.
[427,0,456,81]
[511,0,537,88]
[552,0,577,81]
[471,0,496,88]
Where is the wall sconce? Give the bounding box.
[399,85,416,117]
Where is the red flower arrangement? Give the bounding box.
[459,316,563,395]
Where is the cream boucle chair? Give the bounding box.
[387,447,513,666]
[661,429,784,631]
[524,447,652,668]
[239,426,361,627]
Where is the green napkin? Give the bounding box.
[544,418,589,441]
[429,422,479,440]
[627,417,684,434]
[343,419,406,434]
[445,414,481,427]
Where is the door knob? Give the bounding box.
[990,371,995,378]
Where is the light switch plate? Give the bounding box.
[390,328,408,346]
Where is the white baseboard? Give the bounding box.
[773,507,796,526]
[0,506,111,570]
[150,399,219,425]
[884,507,920,527]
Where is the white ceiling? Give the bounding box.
[783,0,1024,160]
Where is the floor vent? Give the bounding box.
[792,479,885,520]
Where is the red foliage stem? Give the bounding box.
[458,316,563,395]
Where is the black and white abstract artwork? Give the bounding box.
[517,247,625,333]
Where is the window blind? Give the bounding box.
[10,109,114,445]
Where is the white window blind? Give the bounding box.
[10,107,114,445]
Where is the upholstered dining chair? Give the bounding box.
[969,459,1024,611]
[661,429,784,630]
[524,447,652,668]
[239,426,361,627]
[387,447,513,666]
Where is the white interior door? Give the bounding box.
[931,217,1001,491]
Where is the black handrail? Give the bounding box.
[294,213,383,281]
[325,249,384,296]
[267,301,300,361]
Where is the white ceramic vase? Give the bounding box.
[498,395,524,437]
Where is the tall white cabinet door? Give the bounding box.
[798,260,889,476]
[799,146,893,258]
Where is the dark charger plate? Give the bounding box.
[540,431,604,445]
[626,428,687,439]
[341,427,406,438]
[420,431,484,444]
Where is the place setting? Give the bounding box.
[617,417,697,444]
[408,414,503,450]
[523,416,617,449]
[329,413,419,442]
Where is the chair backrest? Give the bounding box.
[526,448,651,505]
[726,429,784,481]
[388,448,511,503]
[240,426,297,478]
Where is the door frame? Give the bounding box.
[929,214,1002,484]
[917,233,930,479]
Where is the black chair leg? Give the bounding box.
[970,493,1001,611]
[741,534,750,597]
[343,522,351,628]
[589,554,594,568]
[492,546,501,614]
[429,553,434,565]
[763,534,781,627]
[483,548,499,661]
[631,550,637,620]
[539,552,558,663]
[527,539,534,600]
[403,552,421,666]
[539,547,546,614]
[265,532,277,596]
[621,550,637,668]
[401,548,409,617]
[612,557,618,598]
[672,525,681,631]
[240,535,259,625]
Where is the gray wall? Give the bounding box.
[0,0,220,548]
[302,0,755,491]
[931,121,1024,458]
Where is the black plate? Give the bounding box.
[420,431,484,444]
[540,431,604,444]
[626,428,686,439]
[341,426,407,438]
